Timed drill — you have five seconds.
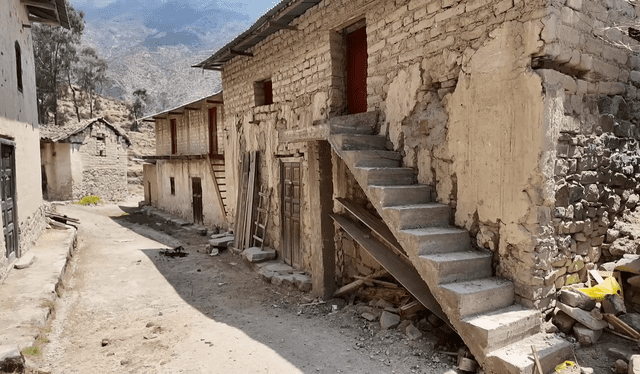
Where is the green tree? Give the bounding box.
[76,47,108,118]
[33,1,85,125]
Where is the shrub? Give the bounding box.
[77,195,101,205]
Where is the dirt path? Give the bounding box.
[32,201,462,374]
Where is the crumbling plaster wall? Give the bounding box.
[143,163,158,206]
[155,159,226,228]
[41,142,73,200]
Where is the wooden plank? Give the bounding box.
[233,153,250,250]
[334,279,365,297]
[604,314,640,339]
[590,270,604,285]
[336,197,405,256]
[206,154,227,222]
[531,346,543,374]
[243,152,258,251]
[330,213,449,325]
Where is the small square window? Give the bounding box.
[170,177,175,195]
[254,79,273,106]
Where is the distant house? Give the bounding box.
[141,91,227,228]
[0,0,69,280]
[40,118,131,202]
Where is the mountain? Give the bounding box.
[73,0,251,114]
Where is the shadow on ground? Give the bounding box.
[107,204,464,373]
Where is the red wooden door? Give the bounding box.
[346,26,368,114]
[209,107,217,155]
[170,118,177,154]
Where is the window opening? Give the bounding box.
[254,79,273,106]
[170,177,175,195]
[15,42,22,92]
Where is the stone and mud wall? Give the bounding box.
[219,0,640,307]
[155,104,223,156]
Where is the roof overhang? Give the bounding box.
[193,0,322,71]
[23,0,70,29]
[140,90,223,123]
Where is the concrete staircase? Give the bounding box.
[327,111,571,374]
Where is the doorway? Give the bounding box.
[192,177,203,225]
[346,25,368,114]
[281,160,301,268]
[209,107,218,155]
[1,141,18,261]
[170,118,177,155]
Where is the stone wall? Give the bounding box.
[69,122,129,201]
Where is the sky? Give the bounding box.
[69,0,281,21]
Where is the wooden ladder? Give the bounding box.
[207,154,228,221]
[252,185,271,249]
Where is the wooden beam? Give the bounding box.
[228,49,253,57]
[22,0,56,11]
[184,107,200,111]
[268,21,297,30]
[207,100,223,104]
[168,111,184,115]
[28,15,59,26]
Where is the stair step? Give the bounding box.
[463,305,541,355]
[332,134,387,151]
[342,150,402,168]
[399,227,470,254]
[439,278,514,318]
[369,185,432,206]
[326,111,378,130]
[484,333,572,374]
[419,250,492,284]
[383,203,450,230]
[358,167,414,186]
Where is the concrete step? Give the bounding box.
[463,305,541,356]
[419,250,492,284]
[326,111,379,130]
[357,167,415,186]
[332,134,387,151]
[484,333,572,374]
[369,185,433,206]
[382,203,450,230]
[439,278,514,319]
[342,150,402,168]
[399,227,470,254]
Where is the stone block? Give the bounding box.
[14,253,35,269]
[243,247,277,263]
[292,273,312,292]
[559,289,595,310]
[209,235,234,248]
[380,311,400,330]
[619,313,640,333]
[0,345,24,373]
[615,359,629,374]
[573,323,602,345]
[603,294,626,315]
[405,324,423,340]
[629,355,640,374]
[557,302,607,330]
[553,310,576,333]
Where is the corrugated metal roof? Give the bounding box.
[40,118,131,145]
[193,0,322,70]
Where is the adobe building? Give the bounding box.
[0,0,69,281]
[40,118,131,202]
[141,92,228,228]
[195,0,640,372]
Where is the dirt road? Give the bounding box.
[32,201,461,374]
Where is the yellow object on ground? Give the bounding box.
[555,361,576,372]
[577,277,621,301]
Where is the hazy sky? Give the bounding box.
[69,0,281,21]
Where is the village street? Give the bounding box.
[30,200,461,374]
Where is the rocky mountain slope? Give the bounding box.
[75,0,251,115]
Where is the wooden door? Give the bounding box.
[170,118,177,154]
[209,107,218,155]
[281,161,301,268]
[0,142,18,261]
[346,26,368,114]
[192,177,203,225]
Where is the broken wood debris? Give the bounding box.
[160,246,188,258]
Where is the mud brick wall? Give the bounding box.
[155,103,223,156]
